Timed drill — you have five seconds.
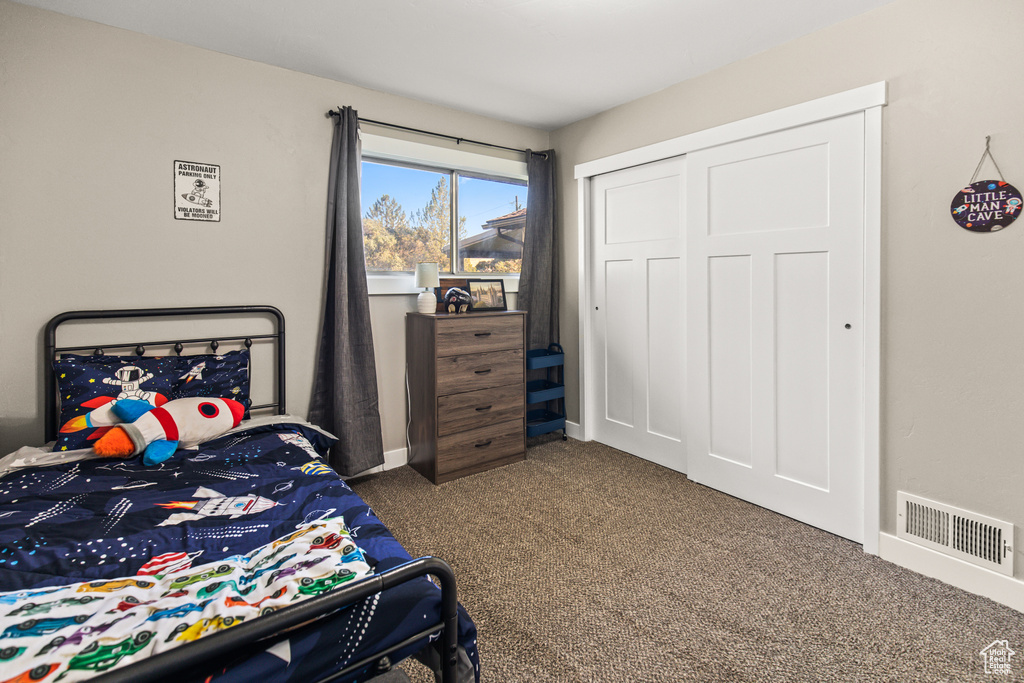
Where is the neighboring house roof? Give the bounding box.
[488,208,527,224]
[453,208,526,259]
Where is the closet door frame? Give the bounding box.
[575,82,885,554]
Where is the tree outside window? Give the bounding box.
[361,159,526,274]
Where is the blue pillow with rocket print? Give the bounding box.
[53,351,250,452]
[169,350,251,416]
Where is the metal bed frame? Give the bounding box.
[42,306,460,683]
[44,306,286,443]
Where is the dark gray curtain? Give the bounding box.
[518,149,558,352]
[309,106,384,476]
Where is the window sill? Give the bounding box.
[368,273,520,296]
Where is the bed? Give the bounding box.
[0,306,478,683]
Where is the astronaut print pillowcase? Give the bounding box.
[54,355,186,453]
[53,351,250,453]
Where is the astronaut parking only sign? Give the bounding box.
[174,160,221,222]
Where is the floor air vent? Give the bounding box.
[897,492,1014,576]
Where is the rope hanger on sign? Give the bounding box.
[969,135,1007,183]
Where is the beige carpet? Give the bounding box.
[351,437,1024,682]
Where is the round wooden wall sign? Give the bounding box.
[950,180,1022,232]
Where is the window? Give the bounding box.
[360,135,527,276]
[457,173,525,274]
[361,161,451,272]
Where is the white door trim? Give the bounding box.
[861,104,883,555]
[577,177,593,444]
[575,82,886,554]
[574,82,887,179]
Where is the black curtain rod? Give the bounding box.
[326,109,547,159]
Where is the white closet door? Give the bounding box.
[590,157,686,472]
[686,113,865,542]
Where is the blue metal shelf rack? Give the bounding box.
[525,343,567,440]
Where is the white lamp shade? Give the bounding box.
[414,262,440,289]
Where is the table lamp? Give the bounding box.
[414,262,440,314]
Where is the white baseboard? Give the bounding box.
[879,532,1024,613]
[345,447,408,479]
[566,421,583,440]
[382,446,407,471]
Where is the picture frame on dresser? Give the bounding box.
[468,280,507,312]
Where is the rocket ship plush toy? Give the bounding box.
[93,397,245,466]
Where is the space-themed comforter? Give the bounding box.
[0,421,479,683]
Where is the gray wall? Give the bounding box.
[0,1,547,456]
[550,0,1024,572]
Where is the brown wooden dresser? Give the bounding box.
[406,310,526,484]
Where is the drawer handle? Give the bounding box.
[475,405,492,412]
[475,440,493,448]
[474,332,492,337]
[474,369,492,375]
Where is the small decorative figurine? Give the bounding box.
[443,287,471,314]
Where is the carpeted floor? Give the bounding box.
[351,437,1024,682]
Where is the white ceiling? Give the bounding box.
[16,0,894,130]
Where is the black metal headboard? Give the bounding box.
[44,305,286,442]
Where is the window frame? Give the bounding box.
[360,133,527,296]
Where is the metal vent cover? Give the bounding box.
[897,492,1014,577]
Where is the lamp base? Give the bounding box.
[417,290,436,314]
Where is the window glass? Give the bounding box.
[361,160,451,272]
[457,174,527,273]
[360,154,526,275]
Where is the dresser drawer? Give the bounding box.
[436,316,523,357]
[436,419,524,476]
[436,349,523,395]
[437,383,524,437]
